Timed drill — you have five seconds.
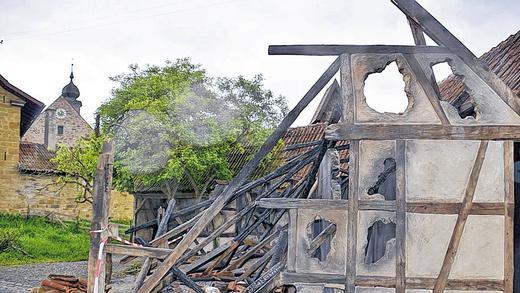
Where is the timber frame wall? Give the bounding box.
[265,0,520,292]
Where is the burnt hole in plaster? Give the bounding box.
[432,61,477,119]
[364,61,409,114]
[367,158,396,200]
[364,220,396,264]
[307,218,337,261]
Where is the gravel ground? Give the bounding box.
[0,260,88,290]
[0,256,136,292]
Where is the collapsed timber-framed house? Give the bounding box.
[86,1,520,292]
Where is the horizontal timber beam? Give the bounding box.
[326,124,520,141]
[281,273,504,291]
[258,198,505,215]
[104,244,172,259]
[268,44,449,56]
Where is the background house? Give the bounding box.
[0,71,133,221]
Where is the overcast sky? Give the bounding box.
[1,0,519,126]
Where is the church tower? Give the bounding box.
[22,65,92,150]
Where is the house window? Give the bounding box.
[57,126,64,135]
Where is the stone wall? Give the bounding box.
[0,88,133,221]
[0,171,133,221]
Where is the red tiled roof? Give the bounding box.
[439,30,520,103]
[18,142,57,173]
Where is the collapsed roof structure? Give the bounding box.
[85,1,520,292]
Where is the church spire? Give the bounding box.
[61,63,80,100]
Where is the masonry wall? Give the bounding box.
[0,89,132,221]
[22,96,92,147]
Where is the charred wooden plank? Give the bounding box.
[326,124,520,141]
[268,44,449,56]
[104,244,172,259]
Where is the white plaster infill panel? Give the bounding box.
[406,213,456,278]
[351,53,442,125]
[406,140,505,203]
[294,208,348,275]
[406,140,478,202]
[450,215,504,279]
[359,140,396,200]
[357,210,396,277]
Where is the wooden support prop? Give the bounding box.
[390,0,520,115]
[433,140,489,292]
[395,140,406,293]
[137,57,340,293]
[87,142,113,293]
[503,141,514,293]
[326,124,520,141]
[307,222,336,256]
[268,44,449,56]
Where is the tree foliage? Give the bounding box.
[56,58,288,199]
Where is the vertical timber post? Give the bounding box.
[87,141,114,293]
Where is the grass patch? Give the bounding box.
[0,214,90,265]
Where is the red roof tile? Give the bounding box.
[439,30,520,103]
[18,143,57,173]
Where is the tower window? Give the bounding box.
[57,126,64,135]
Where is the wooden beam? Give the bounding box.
[407,17,426,45]
[390,0,520,115]
[402,54,450,125]
[395,140,406,293]
[326,124,520,141]
[307,222,337,256]
[268,44,449,56]
[87,142,113,293]
[345,140,360,293]
[258,198,504,215]
[137,57,341,293]
[433,140,489,292]
[258,198,348,210]
[104,244,172,259]
[503,141,514,293]
[281,273,504,290]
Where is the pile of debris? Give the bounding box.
[32,275,87,293]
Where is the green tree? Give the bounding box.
[50,135,103,203]
[55,58,288,200]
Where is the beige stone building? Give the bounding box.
[0,71,133,221]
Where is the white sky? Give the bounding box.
[1,0,519,126]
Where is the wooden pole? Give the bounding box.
[87,141,114,293]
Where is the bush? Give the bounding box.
[0,229,20,252]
